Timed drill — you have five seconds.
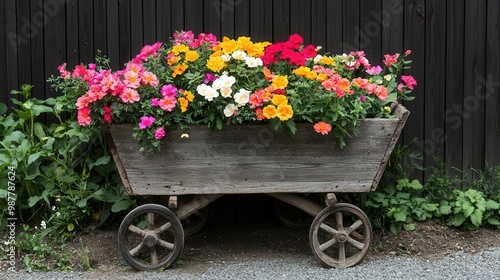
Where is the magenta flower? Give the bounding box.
[154,127,166,140]
[161,84,178,97]
[366,65,382,75]
[151,98,160,107]
[204,73,217,84]
[139,116,155,129]
[360,96,366,102]
[401,75,417,90]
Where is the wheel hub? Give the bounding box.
[143,232,158,248]
[336,232,348,243]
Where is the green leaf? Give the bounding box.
[450,214,466,227]
[4,131,25,144]
[67,223,75,232]
[0,152,11,164]
[31,104,53,117]
[487,217,500,226]
[394,212,407,222]
[396,192,410,199]
[439,205,452,215]
[88,156,110,170]
[0,103,7,115]
[403,223,416,231]
[33,123,46,139]
[470,208,483,227]
[423,203,438,212]
[216,118,223,130]
[390,223,402,235]
[28,196,43,207]
[111,200,132,212]
[77,198,88,208]
[408,179,423,190]
[0,188,8,198]
[27,151,44,165]
[485,200,499,210]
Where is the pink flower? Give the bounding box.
[314,122,332,135]
[366,65,382,75]
[141,71,159,87]
[77,107,92,126]
[374,85,389,101]
[103,106,113,123]
[139,116,155,129]
[120,88,140,103]
[401,75,417,90]
[57,63,70,78]
[72,65,87,78]
[151,98,160,107]
[123,70,141,88]
[360,96,366,102]
[158,95,177,112]
[161,84,178,97]
[204,73,217,84]
[383,53,400,67]
[154,127,166,140]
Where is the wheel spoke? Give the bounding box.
[147,213,155,230]
[319,222,339,235]
[338,243,346,263]
[129,242,144,256]
[345,219,363,234]
[335,211,343,229]
[157,239,175,251]
[156,221,172,234]
[319,238,338,251]
[347,237,365,250]
[128,225,145,236]
[150,247,158,266]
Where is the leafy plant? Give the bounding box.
[0,84,136,239]
[448,189,499,230]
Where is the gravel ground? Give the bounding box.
[3,247,499,280]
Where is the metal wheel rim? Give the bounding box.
[309,203,372,268]
[118,204,184,271]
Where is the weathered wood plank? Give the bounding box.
[272,0,290,42]
[0,0,7,106]
[290,0,311,44]
[249,0,272,42]
[106,105,408,196]
[106,0,120,69]
[78,0,94,64]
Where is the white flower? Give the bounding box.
[233,89,250,107]
[213,74,236,90]
[384,74,392,81]
[223,104,238,117]
[56,212,61,217]
[221,54,231,62]
[220,87,233,98]
[181,133,189,138]
[313,54,323,64]
[244,57,263,68]
[55,197,61,202]
[52,205,57,211]
[231,50,247,60]
[204,87,219,101]
[196,84,211,97]
[40,221,46,230]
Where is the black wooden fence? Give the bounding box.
[1,0,499,182]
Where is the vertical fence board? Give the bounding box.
[423,0,446,179]
[0,0,8,105]
[273,0,290,42]
[444,0,465,179]
[462,0,487,179]
[130,0,143,56]
[171,0,184,32]
[66,0,79,68]
[311,0,327,53]
[290,0,311,44]
[106,0,120,69]
[118,0,131,66]
[342,0,360,52]
[185,0,203,35]
[94,0,107,55]
[485,0,500,167]
[143,0,157,44]
[78,0,94,64]
[234,0,250,37]
[249,0,272,42]
[30,0,45,100]
[326,0,343,55]
[5,0,19,102]
[16,0,31,91]
[402,0,425,182]
[204,0,222,37]
[156,0,172,42]
[381,0,404,55]
[359,0,382,63]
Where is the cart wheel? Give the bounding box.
[118,204,184,271]
[309,203,372,268]
[182,206,210,237]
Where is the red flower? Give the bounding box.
[301,45,317,59]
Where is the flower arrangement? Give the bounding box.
[51,30,416,151]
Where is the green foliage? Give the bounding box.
[0,84,136,239]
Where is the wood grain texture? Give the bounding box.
[106,104,409,196]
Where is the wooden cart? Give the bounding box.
[104,103,409,271]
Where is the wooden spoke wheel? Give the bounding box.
[181,205,210,237]
[309,203,372,268]
[118,204,184,271]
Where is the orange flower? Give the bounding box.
[272,75,288,90]
[262,105,277,119]
[314,122,332,135]
[276,104,293,121]
[207,56,226,72]
[272,94,288,106]
[183,90,195,102]
[184,50,199,62]
[172,64,188,77]
[178,97,189,112]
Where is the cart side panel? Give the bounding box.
[109,118,400,196]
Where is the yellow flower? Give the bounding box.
[184,50,199,62]
[292,66,310,77]
[178,97,189,112]
[206,56,226,72]
[219,37,238,54]
[320,56,335,65]
[276,104,293,121]
[262,105,277,119]
[172,63,188,77]
[168,55,181,66]
[272,75,288,90]
[272,95,288,106]
[316,73,328,82]
[183,90,194,102]
[172,44,189,55]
